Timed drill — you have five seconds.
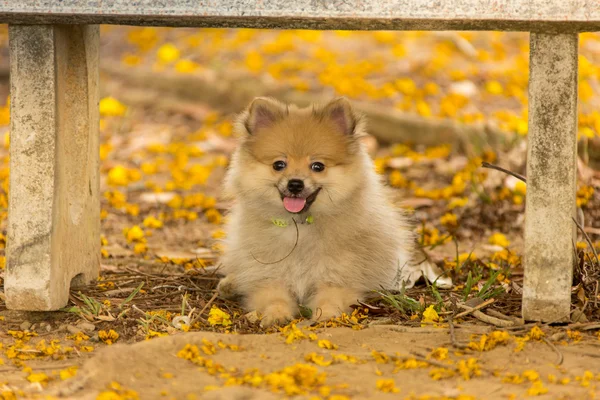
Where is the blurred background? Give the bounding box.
[0,26,599,326]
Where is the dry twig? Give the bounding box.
[541,337,564,365]
[455,298,495,319]
[458,304,515,327]
[189,291,219,326]
[481,161,527,182]
[407,351,458,370]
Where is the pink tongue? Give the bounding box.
[283,197,307,213]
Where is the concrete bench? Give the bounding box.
[1,1,598,321]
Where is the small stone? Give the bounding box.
[449,80,478,98]
[76,321,96,332]
[39,322,52,332]
[387,157,413,170]
[166,326,179,335]
[139,192,177,204]
[20,321,31,331]
[66,324,81,335]
[296,319,314,329]
[244,311,259,324]
[570,310,589,323]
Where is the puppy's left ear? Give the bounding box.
[242,97,286,135]
[320,97,360,136]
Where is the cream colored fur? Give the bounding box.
[218,97,449,326]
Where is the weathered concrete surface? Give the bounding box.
[0,0,599,32]
[6,25,100,311]
[523,33,578,322]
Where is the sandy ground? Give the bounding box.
[1,326,596,399]
[1,26,600,400]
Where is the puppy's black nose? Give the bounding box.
[287,179,304,194]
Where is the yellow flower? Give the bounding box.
[207,306,232,327]
[245,51,264,72]
[429,347,449,360]
[416,100,432,117]
[99,330,119,345]
[424,82,439,95]
[577,185,594,207]
[175,59,199,74]
[522,370,540,382]
[567,329,582,342]
[514,181,527,195]
[143,216,163,229]
[373,157,387,174]
[205,209,222,224]
[488,232,510,248]
[217,121,233,137]
[133,243,147,254]
[468,331,511,351]
[317,339,338,350]
[107,166,129,186]
[304,352,333,367]
[430,367,455,380]
[157,43,180,64]
[27,372,50,384]
[389,170,407,188]
[211,230,226,239]
[485,80,504,95]
[99,143,112,161]
[59,366,78,380]
[527,380,548,396]
[392,44,406,57]
[99,97,127,117]
[376,379,399,393]
[124,225,145,243]
[202,196,217,209]
[440,212,458,229]
[0,104,9,126]
[528,326,545,340]
[395,78,417,96]
[122,54,141,66]
[422,305,439,323]
[458,358,482,380]
[579,80,594,102]
[448,197,468,209]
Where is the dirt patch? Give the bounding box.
[15,326,594,400]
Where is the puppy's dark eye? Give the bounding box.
[311,162,325,172]
[273,160,287,171]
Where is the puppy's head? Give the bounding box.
[225,97,368,216]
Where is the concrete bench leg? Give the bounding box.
[523,33,578,322]
[5,25,100,310]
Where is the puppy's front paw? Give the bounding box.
[259,304,294,328]
[217,275,237,299]
[312,303,350,322]
[309,286,360,322]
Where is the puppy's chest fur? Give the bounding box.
[222,206,407,303]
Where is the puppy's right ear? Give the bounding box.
[242,97,285,135]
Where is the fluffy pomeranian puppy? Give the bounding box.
[218,97,450,326]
